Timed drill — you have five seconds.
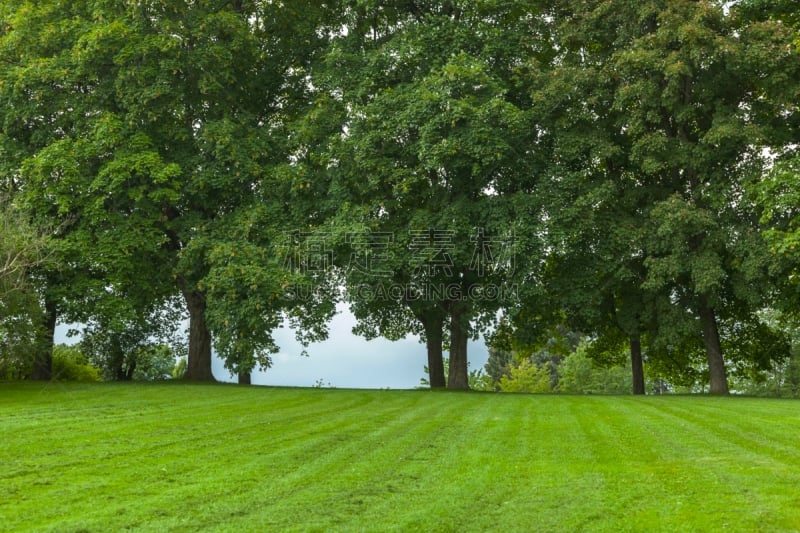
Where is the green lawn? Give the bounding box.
[1,383,799,532]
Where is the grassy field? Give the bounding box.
[1,383,799,532]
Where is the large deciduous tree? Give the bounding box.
[0,0,337,381]
[621,0,798,393]
[521,0,799,394]
[308,1,547,389]
[750,1,800,324]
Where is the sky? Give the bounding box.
[211,304,490,389]
[56,304,490,390]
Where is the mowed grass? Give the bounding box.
[1,383,800,532]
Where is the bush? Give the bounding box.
[498,359,552,393]
[52,345,101,382]
[469,367,494,391]
[558,343,631,394]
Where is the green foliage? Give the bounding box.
[51,345,100,383]
[0,0,798,390]
[80,305,184,382]
[483,347,513,387]
[756,153,800,315]
[557,347,595,395]
[729,311,800,397]
[0,312,38,380]
[0,0,339,380]
[311,1,544,389]
[783,353,800,398]
[132,345,177,382]
[468,367,494,392]
[0,347,29,380]
[498,359,552,393]
[512,0,800,394]
[0,201,50,301]
[0,201,52,379]
[558,344,631,395]
[733,353,800,398]
[172,357,187,380]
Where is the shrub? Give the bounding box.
[52,345,101,382]
[498,359,552,393]
[558,343,631,394]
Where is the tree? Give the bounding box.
[620,1,798,393]
[80,300,184,382]
[484,347,513,389]
[519,0,800,394]
[0,0,179,380]
[309,1,545,389]
[0,0,338,381]
[507,0,677,395]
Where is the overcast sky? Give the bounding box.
[212,305,490,389]
[56,305,490,389]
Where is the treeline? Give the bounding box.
[475,330,800,397]
[1,0,799,394]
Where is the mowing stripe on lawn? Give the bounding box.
[1,384,799,532]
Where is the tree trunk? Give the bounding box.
[113,342,135,381]
[447,304,469,390]
[630,334,645,395]
[422,313,446,389]
[126,358,136,380]
[115,359,135,381]
[181,284,215,381]
[698,295,728,394]
[238,372,251,385]
[31,298,57,381]
[114,357,126,381]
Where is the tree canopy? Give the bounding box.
[0,0,798,393]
